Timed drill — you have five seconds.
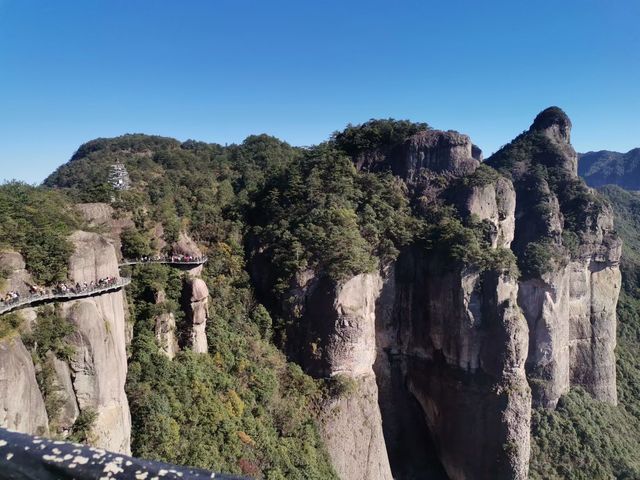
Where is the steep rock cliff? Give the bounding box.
[281,272,393,480]
[487,106,622,408]
[59,231,131,453]
[380,254,530,480]
[0,337,49,435]
[0,233,132,453]
[355,128,481,186]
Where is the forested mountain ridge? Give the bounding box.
[0,109,638,479]
[579,148,640,189]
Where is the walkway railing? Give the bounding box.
[0,255,207,316]
[119,255,208,267]
[0,427,247,480]
[0,277,131,315]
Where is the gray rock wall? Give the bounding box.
[0,233,132,454]
[0,337,49,435]
[289,272,393,480]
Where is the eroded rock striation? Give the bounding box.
[59,231,132,453]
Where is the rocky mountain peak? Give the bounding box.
[529,106,572,144]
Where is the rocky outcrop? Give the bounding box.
[528,107,576,174]
[58,231,131,453]
[457,176,516,249]
[155,312,179,359]
[519,259,620,408]
[174,232,203,258]
[152,289,179,359]
[319,375,391,480]
[354,129,481,186]
[245,108,620,479]
[375,250,531,480]
[397,130,480,182]
[185,277,209,353]
[284,272,393,480]
[46,352,80,432]
[488,107,622,409]
[0,337,49,435]
[76,203,135,259]
[0,250,33,296]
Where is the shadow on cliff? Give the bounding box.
[373,267,449,480]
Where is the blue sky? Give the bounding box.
[1,0,639,183]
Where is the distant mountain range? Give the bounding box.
[579,148,640,189]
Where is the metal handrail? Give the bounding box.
[0,277,131,315]
[119,256,207,267]
[0,254,208,315]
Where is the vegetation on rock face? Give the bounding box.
[0,182,79,284]
[487,127,605,280]
[120,227,154,259]
[331,118,429,159]
[530,106,571,131]
[249,145,417,291]
[126,263,337,478]
[0,312,22,340]
[14,117,630,477]
[529,185,640,479]
[22,305,76,437]
[419,211,518,276]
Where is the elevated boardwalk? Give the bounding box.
[0,277,131,315]
[0,256,208,316]
[119,256,208,267]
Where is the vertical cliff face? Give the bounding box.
[394,130,481,183]
[245,109,620,479]
[374,188,530,478]
[0,337,49,435]
[281,272,393,480]
[383,256,530,480]
[59,231,131,454]
[0,232,132,454]
[487,107,622,409]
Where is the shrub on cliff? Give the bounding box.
[0,182,79,284]
[332,118,429,158]
[120,227,154,259]
[420,213,519,276]
[126,262,337,478]
[249,146,416,290]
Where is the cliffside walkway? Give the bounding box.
[0,256,208,316]
[119,255,208,267]
[0,277,131,315]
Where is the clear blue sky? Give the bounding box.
[1,0,639,184]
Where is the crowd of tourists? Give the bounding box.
[2,291,21,305]
[127,254,206,263]
[54,276,120,295]
[1,277,122,308]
